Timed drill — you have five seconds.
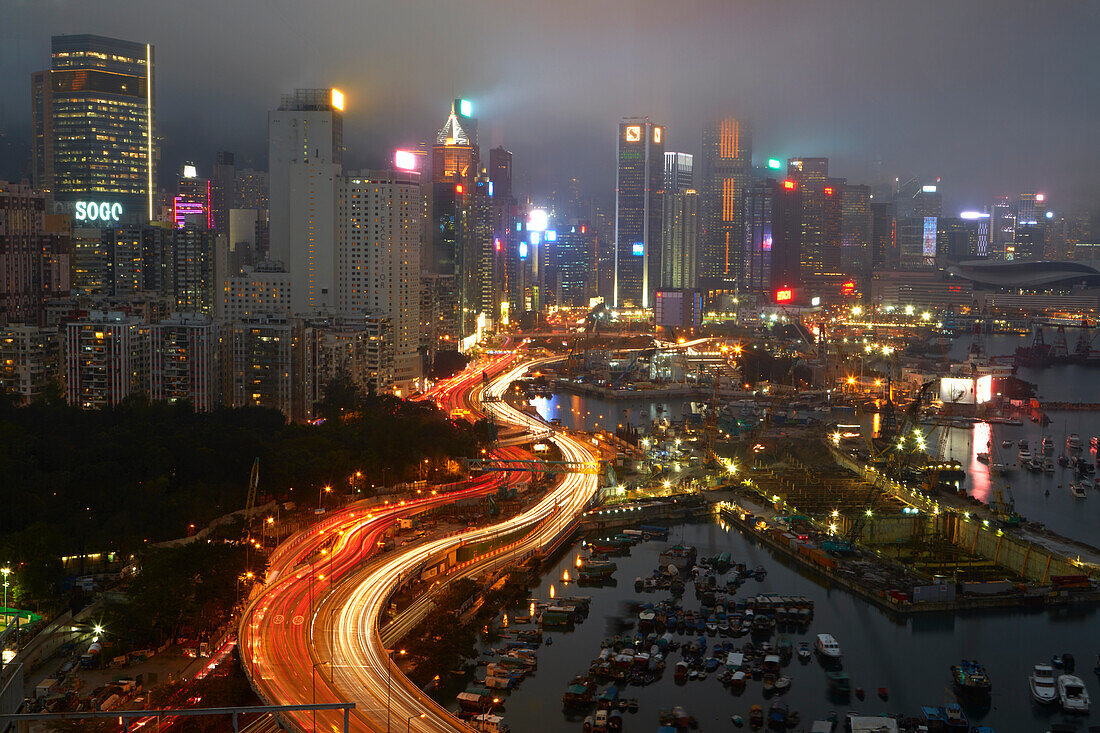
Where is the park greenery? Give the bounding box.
[0,378,491,607]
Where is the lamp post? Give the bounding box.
[319,485,332,511]
[407,712,426,733]
[1,567,9,614]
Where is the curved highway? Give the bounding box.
[243,353,599,732]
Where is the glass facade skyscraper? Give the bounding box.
[32,34,155,223]
[614,118,664,308]
[699,117,751,285]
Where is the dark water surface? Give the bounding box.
[442,521,1099,732]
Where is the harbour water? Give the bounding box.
[450,521,1100,732]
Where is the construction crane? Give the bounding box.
[245,457,260,530]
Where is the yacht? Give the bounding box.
[1030,663,1058,705]
[1070,483,1088,499]
[1067,434,1083,453]
[814,633,842,661]
[1043,458,1056,473]
[1018,440,1031,461]
[1058,674,1090,713]
[1041,437,1055,455]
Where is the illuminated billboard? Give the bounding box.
[922,216,937,259]
[767,158,782,170]
[632,242,644,256]
[939,377,976,404]
[975,375,993,405]
[527,208,549,232]
[394,150,417,170]
[775,288,793,303]
[459,99,473,117]
[331,88,345,111]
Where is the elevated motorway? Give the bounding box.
[242,355,601,732]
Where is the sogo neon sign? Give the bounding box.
[75,201,123,222]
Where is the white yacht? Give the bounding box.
[814,633,842,660]
[1070,484,1088,499]
[1058,674,1090,713]
[1029,663,1058,705]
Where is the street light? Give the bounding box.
[1,567,9,613]
[407,712,427,733]
[319,485,332,510]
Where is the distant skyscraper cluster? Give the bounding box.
[1,30,1094,414]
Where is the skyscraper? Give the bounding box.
[699,118,751,285]
[335,169,422,392]
[614,118,664,308]
[990,197,1014,261]
[211,151,235,233]
[431,99,480,336]
[173,162,212,229]
[32,35,155,222]
[839,184,872,280]
[663,152,694,193]
[787,157,828,281]
[0,181,71,326]
[660,190,699,290]
[268,88,344,315]
[743,178,802,298]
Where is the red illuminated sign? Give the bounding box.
[841,280,856,296]
[782,180,796,191]
[455,184,464,194]
[494,239,502,252]
[775,288,793,303]
[824,186,834,196]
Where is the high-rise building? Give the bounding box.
[431,99,480,335]
[150,313,229,411]
[743,178,802,298]
[173,162,212,229]
[235,168,269,211]
[990,197,1014,261]
[268,88,344,315]
[488,147,518,319]
[335,169,422,393]
[0,181,71,326]
[222,262,292,321]
[553,222,596,306]
[700,118,751,285]
[210,151,235,233]
[614,118,664,308]
[839,184,872,280]
[0,325,61,404]
[661,190,699,290]
[171,226,218,315]
[870,201,897,270]
[663,152,694,193]
[231,315,297,418]
[64,310,150,408]
[787,157,828,279]
[32,35,155,223]
[300,315,394,403]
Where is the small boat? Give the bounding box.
[797,642,812,662]
[1001,440,1013,449]
[1030,663,1058,705]
[749,704,763,729]
[1058,454,1070,467]
[826,670,850,697]
[1058,674,1090,713]
[774,675,791,692]
[730,670,747,692]
[1067,434,1083,453]
[814,633,842,661]
[943,703,969,732]
[1070,483,1088,499]
[855,687,865,700]
[767,701,788,729]
[977,451,990,463]
[951,659,992,697]
[731,714,744,728]
[877,686,889,701]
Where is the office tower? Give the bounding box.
[1017,192,1045,227]
[335,169,422,393]
[554,222,596,306]
[268,88,344,315]
[787,158,828,279]
[870,201,896,270]
[990,197,1014,260]
[470,169,495,319]
[0,325,61,404]
[1014,224,1044,260]
[700,118,751,284]
[150,314,229,411]
[897,183,942,269]
[661,190,699,290]
[0,181,72,326]
[64,310,151,408]
[32,35,155,222]
[231,315,297,417]
[822,180,845,275]
[173,162,212,229]
[235,168,269,211]
[171,226,218,315]
[840,184,872,279]
[222,262,292,320]
[614,118,664,308]
[431,99,479,336]
[210,151,235,233]
[488,147,517,319]
[664,153,694,193]
[743,179,801,298]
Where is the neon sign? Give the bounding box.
[75,201,123,222]
[775,288,793,303]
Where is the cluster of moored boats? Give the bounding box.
[1028,654,1093,714]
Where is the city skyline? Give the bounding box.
[2,1,1098,212]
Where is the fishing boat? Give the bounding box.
[1030,663,1058,705]
[951,659,992,698]
[1042,436,1055,455]
[943,704,969,732]
[826,670,850,697]
[1058,674,1091,713]
[797,642,812,662]
[471,714,510,733]
[749,704,763,728]
[767,701,788,729]
[775,675,791,692]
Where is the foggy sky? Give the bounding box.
[2,0,1098,213]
